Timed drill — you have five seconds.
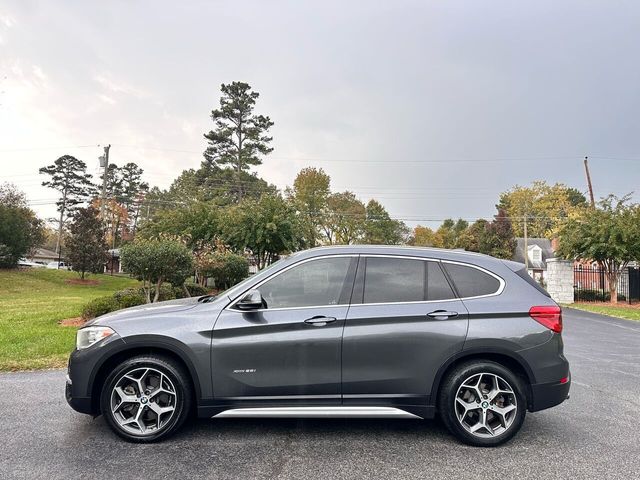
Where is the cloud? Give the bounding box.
[0,14,16,28]
[97,94,116,105]
[93,74,148,99]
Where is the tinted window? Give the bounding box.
[364,257,425,303]
[258,257,352,309]
[427,262,456,300]
[444,263,501,298]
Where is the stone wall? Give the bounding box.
[546,258,574,304]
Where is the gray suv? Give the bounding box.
[66,246,570,446]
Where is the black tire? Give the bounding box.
[100,354,193,443]
[438,360,527,447]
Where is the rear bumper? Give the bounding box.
[529,374,571,412]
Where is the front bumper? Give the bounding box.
[529,374,571,412]
[65,334,126,415]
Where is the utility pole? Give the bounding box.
[99,144,111,219]
[583,156,595,208]
[523,214,528,270]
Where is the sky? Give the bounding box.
[1,0,640,228]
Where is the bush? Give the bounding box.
[148,283,176,302]
[82,296,119,320]
[185,283,209,297]
[113,288,146,308]
[202,252,250,290]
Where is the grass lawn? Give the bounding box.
[0,268,140,371]
[568,302,640,322]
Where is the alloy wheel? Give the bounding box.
[454,372,517,438]
[110,367,178,436]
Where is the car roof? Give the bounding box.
[291,245,503,267]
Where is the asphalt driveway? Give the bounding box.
[1,308,639,480]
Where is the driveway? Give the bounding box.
[1,308,639,480]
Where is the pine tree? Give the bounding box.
[39,155,94,254]
[203,82,274,201]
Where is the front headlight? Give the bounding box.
[76,326,115,350]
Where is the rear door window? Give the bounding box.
[363,257,425,303]
[443,263,501,298]
[426,262,456,300]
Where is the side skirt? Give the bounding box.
[211,406,424,419]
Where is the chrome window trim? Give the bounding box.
[225,254,358,312]
[224,252,505,313]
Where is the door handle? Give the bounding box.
[304,315,337,326]
[426,310,459,319]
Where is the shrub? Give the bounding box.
[113,288,146,308]
[185,283,209,297]
[201,252,250,290]
[148,283,176,302]
[82,296,119,320]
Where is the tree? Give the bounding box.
[433,219,469,249]
[121,239,194,303]
[408,225,437,247]
[557,195,640,303]
[140,201,220,253]
[0,183,44,268]
[482,209,516,259]
[203,82,274,201]
[66,206,107,280]
[289,167,331,247]
[220,193,303,269]
[199,251,250,290]
[498,181,587,238]
[362,199,408,245]
[321,192,366,245]
[39,155,94,254]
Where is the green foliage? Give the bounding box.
[66,206,108,279]
[140,201,220,251]
[200,251,250,290]
[39,155,94,253]
[289,167,331,247]
[0,183,44,268]
[497,181,587,238]
[321,192,366,244]
[184,283,210,296]
[558,195,640,303]
[121,239,194,302]
[203,82,274,201]
[221,193,303,268]
[362,199,409,245]
[112,288,147,308]
[81,295,120,320]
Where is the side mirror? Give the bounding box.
[236,289,263,310]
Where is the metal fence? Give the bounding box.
[574,266,640,303]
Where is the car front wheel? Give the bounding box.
[100,354,192,442]
[438,361,526,447]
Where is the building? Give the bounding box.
[27,248,60,265]
[512,238,556,284]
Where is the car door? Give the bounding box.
[342,255,468,407]
[212,255,358,405]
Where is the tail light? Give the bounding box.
[529,305,563,333]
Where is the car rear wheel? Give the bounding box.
[100,355,192,442]
[438,361,526,447]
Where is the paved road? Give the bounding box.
[1,308,639,480]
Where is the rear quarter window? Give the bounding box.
[443,263,501,298]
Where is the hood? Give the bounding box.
[87,296,202,327]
